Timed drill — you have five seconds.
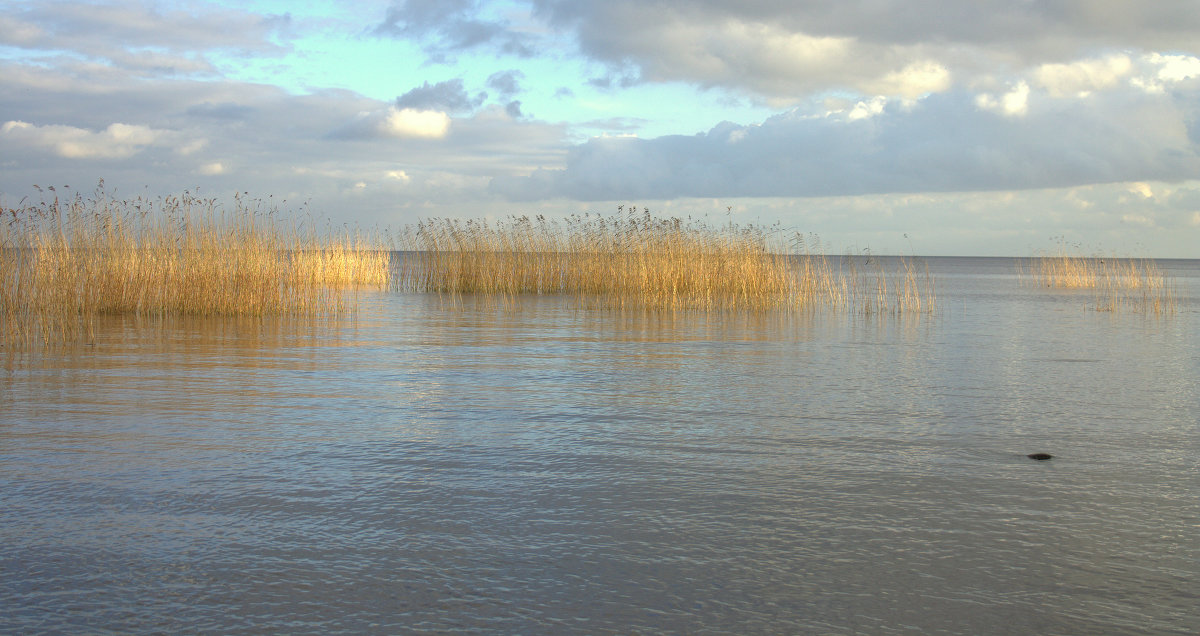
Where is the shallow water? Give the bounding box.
[2,257,1198,634]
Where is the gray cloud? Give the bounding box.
[185,102,258,120]
[395,79,487,113]
[487,70,525,98]
[365,1,1200,103]
[491,82,1200,200]
[532,0,1200,53]
[372,0,535,60]
[527,0,1200,102]
[0,0,289,77]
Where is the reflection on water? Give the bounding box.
[2,257,1198,634]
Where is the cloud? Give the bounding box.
[372,0,535,59]
[1132,53,1200,93]
[487,70,525,98]
[2,1,1196,257]
[1152,54,1200,82]
[381,107,452,138]
[197,161,226,175]
[0,1,289,77]
[1034,55,1133,98]
[0,15,45,46]
[492,85,1200,200]
[529,0,1200,102]
[975,82,1030,117]
[186,102,258,120]
[864,61,953,100]
[0,43,571,229]
[395,79,486,113]
[1,120,164,159]
[331,105,453,140]
[530,8,959,103]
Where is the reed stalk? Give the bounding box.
[1,187,389,345]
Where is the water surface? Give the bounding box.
[2,257,1198,634]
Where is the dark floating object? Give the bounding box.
[1027,453,1054,461]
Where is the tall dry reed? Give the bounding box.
[844,252,936,316]
[1021,251,1176,314]
[1,186,389,345]
[395,207,934,314]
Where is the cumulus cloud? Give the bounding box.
[1132,53,1200,93]
[382,107,452,138]
[975,82,1030,117]
[1,120,164,159]
[1034,55,1133,98]
[333,106,452,140]
[864,61,953,100]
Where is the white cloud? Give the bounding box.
[1,120,163,158]
[1127,182,1155,199]
[865,61,952,99]
[331,106,455,141]
[381,107,451,139]
[198,162,226,175]
[1034,55,1132,98]
[1151,53,1200,82]
[975,82,1029,117]
[847,97,887,121]
[1132,53,1200,93]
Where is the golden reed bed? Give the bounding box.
[392,208,935,315]
[2,188,388,345]
[3,193,936,346]
[1021,252,1176,314]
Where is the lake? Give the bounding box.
[2,256,1198,634]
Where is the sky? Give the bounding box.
[2,0,1199,256]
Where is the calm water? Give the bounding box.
[2,257,1198,634]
